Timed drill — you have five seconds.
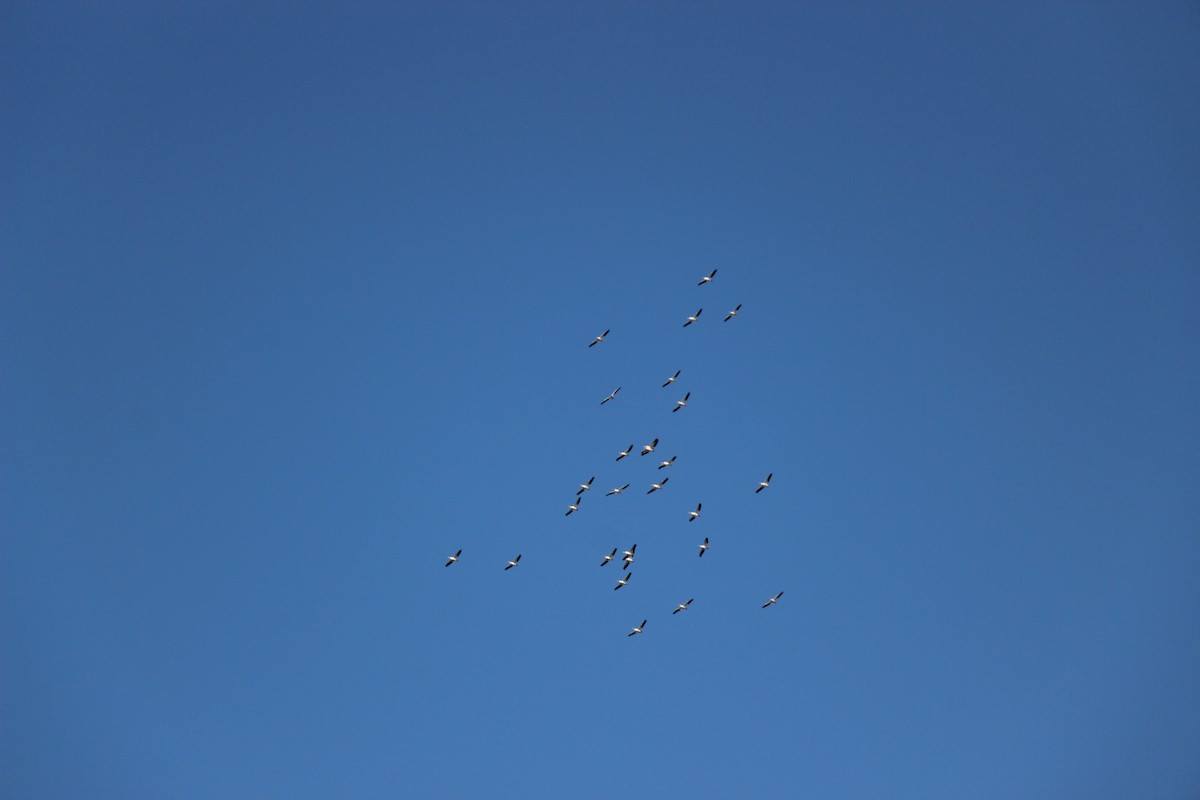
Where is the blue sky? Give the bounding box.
[2,3,1198,798]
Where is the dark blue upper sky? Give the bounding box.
[3,3,1198,798]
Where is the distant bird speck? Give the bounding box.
[628,620,647,637]
[662,370,681,387]
[673,599,694,614]
[762,591,784,608]
[601,387,620,405]
[606,483,631,496]
[683,309,703,327]
[724,304,742,321]
[588,329,610,347]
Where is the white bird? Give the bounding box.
[724,304,742,321]
[600,547,617,567]
[445,549,462,567]
[588,329,610,347]
[657,455,676,469]
[662,370,681,388]
[683,308,703,327]
[577,476,595,495]
[698,268,717,286]
[622,544,636,569]
[565,497,582,516]
[606,483,631,496]
[616,444,634,461]
[673,598,694,614]
[756,473,773,493]
[640,438,659,456]
[614,572,633,591]
[647,478,669,494]
[672,392,690,412]
[688,503,702,522]
[601,387,621,405]
[762,591,784,608]
[505,554,522,571]
[698,537,709,557]
[628,619,647,637]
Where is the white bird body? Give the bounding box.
[640,438,659,456]
[756,473,773,493]
[688,503,702,522]
[505,554,522,570]
[445,549,462,567]
[673,392,690,412]
[566,497,581,516]
[698,537,709,557]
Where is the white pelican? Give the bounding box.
[698,537,709,557]
[657,456,676,469]
[576,476,594,495]
[755,473,773,493]
[606,483,631,496]
[565,497,582,516]
[616,444,634,461]
[724,304,742,321]
[622,544,636,569]
[762,591,784,608]
[600,547,617,566]
[672,392,690,412]
[688,503,701,522]
[504,554,522,571]
[445,549,462,567]
[588,329,610,347]
[640,438,659,456]
[697,269,717,286]
[683,309,703,327]
[601,387,621,405]
[614,572,633,591]
[662,370,681,387]
[628,619,647,636]
[673,598,694,614]
[647,478,669,494]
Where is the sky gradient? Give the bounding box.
[3,3,1199,798]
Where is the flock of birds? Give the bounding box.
[444,268,783,637]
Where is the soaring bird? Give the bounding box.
[756,473,773,493]
[662,370,681,388]
[588,329,610,347]
[445,549,462,567]
[647,478,669,494]
[672,392,690,412]
[504,554,522,571]
[628,620,647,637]
[698,269,717,286]
[762,591,784,608]
[724,304,742,321]
[698,537,709,557]
[683,309,703,327]
[565,497,582,516]
[616,444,634,461]
[606,483,631,496]
[622,544,636,569]
[673,599,694,614]
[600,547,617,567]
[601,387,621,405]
[640,438,659,456]
[688,503,702,522]
[614,572,633,591]
[577,477,595,495]
[657,456,676,469]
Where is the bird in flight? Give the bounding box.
[606,483,631,496]
[445,549,462,567]
[683,309,703,327]
[688,503,702,522]
[673,599,694,614]
[756,473,773,493]
[614,572,633,591]
[628,619,647,637]
[662,370,681,388]
[640,438,659,456]
[505,554,522,571]
[588,329,610,347]
[565,497,582,516]
[577,477,595,495]
[762,591,784,608]
[647,478,669,494]
[600,547,617,567]
[616,444,634,461]
[673,392,690,412]
[698,269,717,286]
[698,537,709,557]
[600,387,621,405]
[724,304,742,321]
[622,544,636,569]
[657,455,676,469]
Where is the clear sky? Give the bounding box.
[3,3,1198,798]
